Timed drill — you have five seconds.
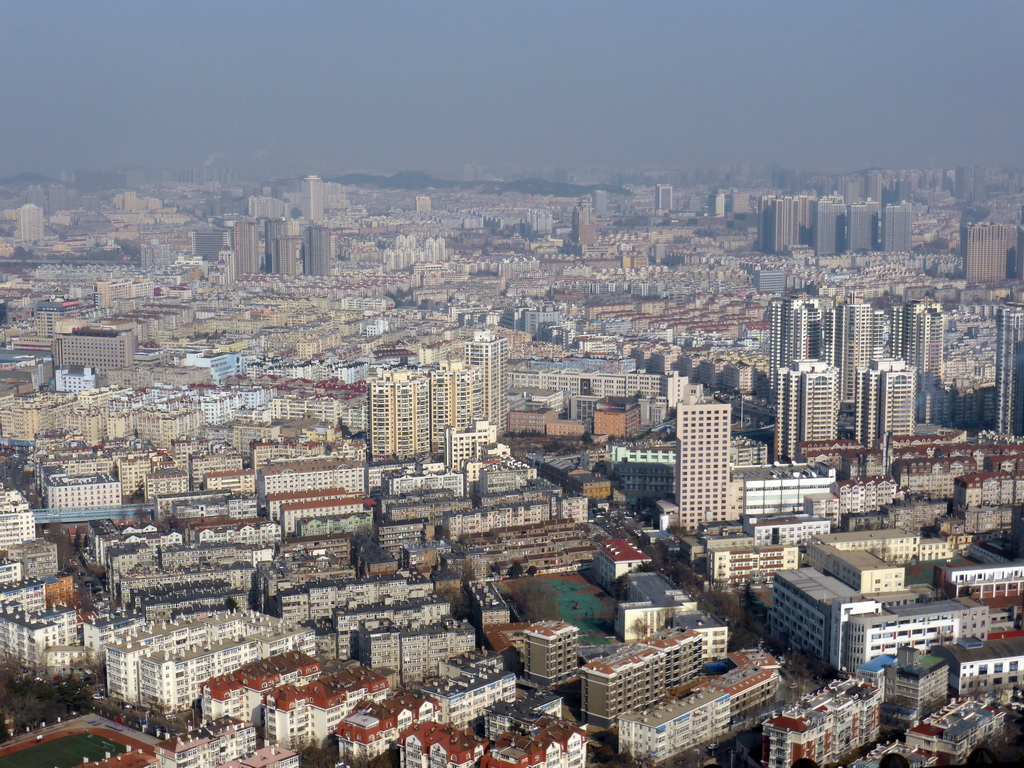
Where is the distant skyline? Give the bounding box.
[3,1,1023,177]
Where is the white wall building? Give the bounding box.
[741,513,832,546]
[733,463,836,519]
[44,473,121,510]
[0,490,36,550]
[619,690,730,763]
[106,612,315,708]
[0,605,77,668]
[155,717,256,768]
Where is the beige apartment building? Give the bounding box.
[708,544,800,589]
[806,545,906,594]
[675,382,734,530]
[368,369,431,460]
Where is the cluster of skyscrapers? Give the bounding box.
[367,330,508,461]
[768,297,943,460]
[200,217,336,279]
[759,195,913,256]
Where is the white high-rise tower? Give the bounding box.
[769,297,825,390]
[464,330,509,434]
[301,175,324,221]
[855,359,917,448]
[775,360,840,462]
[826,300,884,403]
[675,382,733,531]
[15,204,44,243]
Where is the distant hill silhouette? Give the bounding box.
[0,172,58,187]
[326,171,629,197]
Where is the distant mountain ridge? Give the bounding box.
[0,172,58,187]
[325,170,630,197]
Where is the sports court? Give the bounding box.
[0,733,125,768]
[502,573,616,643]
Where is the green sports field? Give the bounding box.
[0,733,126,768]
[501,573,617,643]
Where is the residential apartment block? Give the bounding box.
[761,681,881,768]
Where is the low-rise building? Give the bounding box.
[468,583,511,629]
[931,636,1024,696]
[953,471,1024,510]
[808,529,925,563]
[855,646,948,727]
[703,650,780,719]
[358,619,475,685]
[258,458,366,501]
[398,722,487,768]
[732,463,836,520]
[44,472,121,509]
[483,691,562,740]
[841,599,984,671]
[0,493,39,551]
[106,612,315,707]
[217,746,299,768]
[264,665,390,748]
[619,690,730,764]
[769,568,860,663]
[481,718,587,768]
[6,538,58,579]
[741,514,831,547]
[581,628,704,727]
[615,572,697,642]
[761,681,881,768]
[707,543,799,588]
[832,476,899,518]
[155,717,256,768]
[806,545,906,594]
[0,604,77,668]
[591,538,651,593]
[201,650,322,725]
[905,700,1005,766]
[145,468,189,501]
[418,654,516,730]
[336,692,440,765]
[936,559,1024,599]
[672,613,729,663]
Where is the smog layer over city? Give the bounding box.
[0,3,1023,768]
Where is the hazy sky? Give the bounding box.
[2,1,1023,177]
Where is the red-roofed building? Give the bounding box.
[592,538,651,591]
[215,745,299,768]
[399,722,488,768]
[481,718,587,768]
[201,650,321,724]
[264,665,389,748]
[953,471,1024,510]
[336,692,440,763]
[905,700,1005,765]
[581,629,703,727]
[700,651,780,717]
[761,681,880,768]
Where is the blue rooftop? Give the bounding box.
[858,654,897,673]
